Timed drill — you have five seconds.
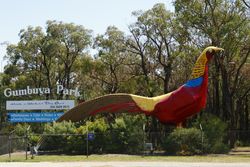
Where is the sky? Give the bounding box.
[0,0,174,72]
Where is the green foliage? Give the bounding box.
[102,115,145,154]
[163,128,204,155]
[123,115,146,153]
[211,141,230,154]
[42,121,77,152]
[192,114,230,154]
[39,115,145,154]
[44,121,76,134]
[29,135,40,146]
[14,123,30,136]
[74,118,109,153]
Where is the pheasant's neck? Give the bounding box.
[185,63,208,87]
[199,64,209,108]
[191,55,208,80]
[183,62,209,108]
[183,63,209,109]
[201,65,209,91]
[185,53,210,109]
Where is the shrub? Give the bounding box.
[100,114,145,154]
[211,141,230,154]
[120,114,145,154]
[163,128,205,155]
[192,114,229,154]
[29,135,40,146]
[41,121,77,152]
[35,115,145,154]
[76,118,109,154]
[14,123,30,136]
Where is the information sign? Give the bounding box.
[6,100,74,110]
[7,112,64,123]
[87,133,95,141]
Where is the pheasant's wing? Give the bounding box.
[56,93,144,122]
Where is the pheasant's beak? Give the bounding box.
[213,47,224,60]
[213,47,224,52]
[206,47,224,61]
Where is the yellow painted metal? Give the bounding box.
[131,93,172,112]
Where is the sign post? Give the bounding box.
[25,126,30,160]
[200,124,204,154]
[86,127,95,158]
[86,124,88,158]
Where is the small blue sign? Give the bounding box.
[7,112,64,123]
[87,133,95,140]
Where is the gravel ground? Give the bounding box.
[0,162,249,167]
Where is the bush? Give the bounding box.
[192,114,229,154]
[14,123,30,136]
[163,128,205,155]
[99,114,145,154]
[41,121,77,152]
[211,141,230,154]
[40,115,145,154]
[76,118,109,154]
[119,114,145,154]
[29,135,40,146]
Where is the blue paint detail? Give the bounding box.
[185,77,203,87]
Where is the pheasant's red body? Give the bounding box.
[152,65,209,124]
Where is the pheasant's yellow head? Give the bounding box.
[201,46,224,62]
[191,46,224,79]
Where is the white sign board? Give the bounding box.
[6,100,75,110]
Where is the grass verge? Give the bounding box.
[0,154,250,163]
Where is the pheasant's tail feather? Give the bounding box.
[56,94,143,122]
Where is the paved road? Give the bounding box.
[0,162,249,167]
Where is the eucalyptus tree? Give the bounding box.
[93,26,132,94]
[4,21,92,99]
[174,0,250,144]
[4,27,47,92]
[127,3,188,96]
[242,0,250,8]
[46,21,92,99]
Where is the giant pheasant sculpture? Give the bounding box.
[57,46,224,125]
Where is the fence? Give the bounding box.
[0,130,250,161]
[0,131,29,161]
[35,131,148,155]
[0,131,157,161]
[0,134,9,155]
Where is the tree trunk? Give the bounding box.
[245,96,249,130]
[220,61,236,147]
